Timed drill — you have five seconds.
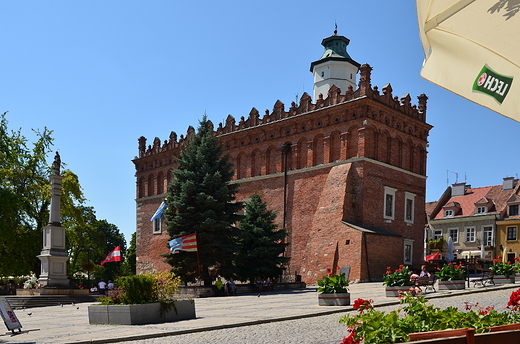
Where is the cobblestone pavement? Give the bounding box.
[130,287,517,344]
[1,283,518,344]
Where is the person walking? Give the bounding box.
[98,280,107,295]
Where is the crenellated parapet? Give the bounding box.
[136,63,428,160]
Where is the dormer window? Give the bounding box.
[510,204,519,216]
[444,209,453,218]
[476,206,487,214]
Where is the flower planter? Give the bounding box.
[494,275,515,284]
[318,292,350,306]
[438,280,465,290]
[385,285,409,297]
[88,300,196,325]
[516,275,520,283]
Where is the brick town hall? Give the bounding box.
[133,30,433,284]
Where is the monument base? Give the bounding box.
[16,288,89,296]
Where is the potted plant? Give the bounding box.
[317,267,350,306]
[427,236,445,250]
[88,271,196,325]
[436,263,466,290]
[383,265,412,297]
[338,290,520,344]
[490,257,516,284]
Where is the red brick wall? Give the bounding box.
[133,66,432,283]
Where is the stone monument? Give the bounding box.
[37,152,70,288]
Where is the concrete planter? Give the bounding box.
[515,274,520,283]
[438,280,465,290]
[385,285,410,297]
[88,300,196,325]
[318,292,350,306]
[494,275,515,284]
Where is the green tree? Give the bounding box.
[122,232,136,275]
[164,116,243,285]
[235,193,289,285]
[95,220,126,282]
[0,112,53,275]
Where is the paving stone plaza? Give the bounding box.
[1,282,518,344]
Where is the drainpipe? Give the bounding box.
[282,143,291,229]
[282,143,291,259]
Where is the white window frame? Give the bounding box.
[404,192,416,224]
[449,228,458,243]
[507,226,518,241]
[153,217,162,234]
[465,227,476,242]
[483,226,493,246]
[444,209,453,218]
[476,206,487,214]
[433,230,442,240]
[383,186,397,220]
[404,239,414,265]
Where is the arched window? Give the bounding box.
[147,174,154,197]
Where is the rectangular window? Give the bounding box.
[383,187,397,220]
[433,230,442,240]
[404,192,416,223]
[483,226,493,246]
[507,226,517,241]
[476,206,486,214]
[153,217,162,234]
[449,229,458,243]
[465,227,475,242]
[444,209,453,218]
[404,239,414,265]
[510,204,519,216]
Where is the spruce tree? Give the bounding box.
[235,193,289,285]
[164,116,243,285]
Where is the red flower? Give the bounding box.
[342,331,361,344]
[353,298,373,312]
[399,264,404,268]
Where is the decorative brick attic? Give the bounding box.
[133,32,433,284]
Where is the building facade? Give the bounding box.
[426,177,520,262]
[133,32,433,283]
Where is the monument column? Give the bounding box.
[38,152,70,288]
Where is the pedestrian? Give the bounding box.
[107,280,114,290]
[98,280,107,295]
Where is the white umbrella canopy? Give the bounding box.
[416,0,520,122]
[446,236,455,262]
[481,242,486,259]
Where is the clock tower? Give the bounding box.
[310,29,360,100]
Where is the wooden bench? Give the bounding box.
[411,275,437,293]
[470,271,494,288]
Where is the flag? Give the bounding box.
[150,201,167,221]
[100,246,121,266]
[169,233,198,254]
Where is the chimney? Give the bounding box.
[503,177,515,190]
[452,182,466,197]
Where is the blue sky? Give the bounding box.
[2,2,519,243]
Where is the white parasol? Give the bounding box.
[446,236,455,262]
[481,242,486,259]
[416,0,520,123]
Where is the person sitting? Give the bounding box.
[225,278,237,295]
[419,265,431,278]
[254,278,263,292]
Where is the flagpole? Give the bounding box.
[195,232,201,284]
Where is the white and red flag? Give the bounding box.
[100,246,121,266]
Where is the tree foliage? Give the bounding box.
[0,112,54,275]
[234,193,289,284]
[164,116,243,284]
[0,112,127,282]
[122,232,136,276]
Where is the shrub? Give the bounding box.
[437,263,466,281]
[317,267,349,294]
[383,265,412,287]
[490,257,516,278]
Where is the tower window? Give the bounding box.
[321,71,324,77]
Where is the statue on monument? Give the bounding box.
[53,151,61,176]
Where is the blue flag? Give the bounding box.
[150,201,167,221]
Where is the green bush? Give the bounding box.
[118,275,156,304]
